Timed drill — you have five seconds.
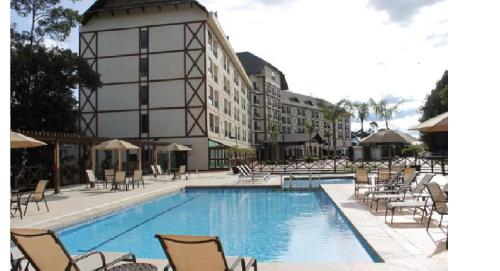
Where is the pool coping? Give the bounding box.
[320,184,446,271]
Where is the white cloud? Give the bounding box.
[201,0,447,134]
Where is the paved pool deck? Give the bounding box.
[10,171,447,270]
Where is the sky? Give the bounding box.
[11,0,448,137]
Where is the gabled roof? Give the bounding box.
[236,51,289,90]
[281,90,327,110]
[82,0,208,25]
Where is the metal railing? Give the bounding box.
[249,156,448,175]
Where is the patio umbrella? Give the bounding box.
[409,112,448,133]
[159,143,192,151]
[92,139,139,171]
[157,143,192,172]
[360,129,418,144]
[92,139,139,150]
[360,129,418,165]
[10,131,47,149]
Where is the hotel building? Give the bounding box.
[281,90,351,159]
[236,52,288,159]
[79,0,252,170]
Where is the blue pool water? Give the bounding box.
[58,188,379,263]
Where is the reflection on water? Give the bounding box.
[58,188,376,262]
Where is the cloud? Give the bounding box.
[426,33,448,47]
[368,0,445,26]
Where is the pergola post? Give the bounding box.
[154,144,158,168]
[53,140,61,194]
[92,147,96,173]
[117,149,122,171]
[138,144,142,170]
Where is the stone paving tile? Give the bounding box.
[321,183,447,270]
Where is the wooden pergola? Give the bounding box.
[12,130,170,194]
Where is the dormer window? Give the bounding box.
[289,97,299,103]
[304,100,313,106]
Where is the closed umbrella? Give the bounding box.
[410,112,448,133]
[11,131,47,149]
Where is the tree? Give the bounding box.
[11,41,101,132]
[420,70,448,153]
[317,99,350,159]
[353,102,370,138]
[369,98,402,129]
[304,121,315,157]
[11,0,101,133]
[11,0,81,46]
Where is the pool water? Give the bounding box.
[58,188,379,263]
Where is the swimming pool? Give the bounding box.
[58,188,380,263]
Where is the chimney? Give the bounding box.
[226,36,230,40]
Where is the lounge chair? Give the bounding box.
[363,168,402,203]
[131,170,145,189]
[155,234,257,271]
[174,165,188,180]
[85,170,106,189]
[104,169,115,185]
[384,174,435,223]
[237,166,255,182]
[11,228,136,271]
[426,182,448,231]
[242,165,270,180]
[157,165,170,177]
[371,171,419,211]
[151,165,158,178]
[19,180,50,216]
[354,168,370,197]
[114,171,129,191]
[375,168,391,185]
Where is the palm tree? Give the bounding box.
[304,121,315,157]
[353,102,369,138]
[369,98,402,129]
[317,98,351,159]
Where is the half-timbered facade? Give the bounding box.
[79,0,252,170]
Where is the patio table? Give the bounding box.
[108,263,157,271]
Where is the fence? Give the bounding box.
[249,156,448,175]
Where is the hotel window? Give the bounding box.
[209,86,214,106]
[139,86,148,105]
[253,82,257,90]
[139,58,148,77]
[208,59,213,77]
[213,40,218,58]
[214,115,220,133]
[214,90,219,109]
[214,66,219,83]
[140,114,149,133]
[208,30,213,49]
[140,30,148,49]
[223,77,229,93]
[209,113,215,132]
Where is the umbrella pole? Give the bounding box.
[118,149,122,171]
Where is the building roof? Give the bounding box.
[281,90,327,110]
[236,51,289,90]
[82,0,208,25]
